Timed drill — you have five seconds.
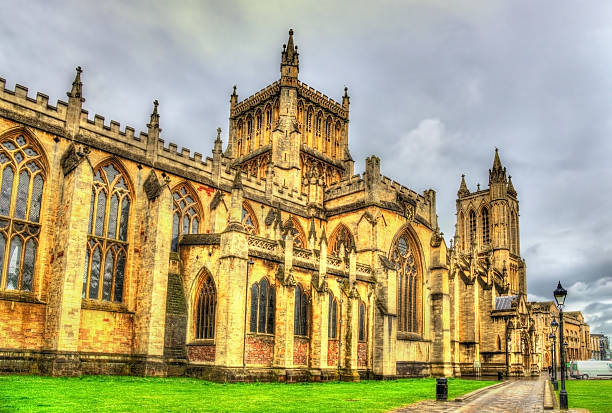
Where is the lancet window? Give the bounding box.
[469,210,477,243]
[358,301,366,341]
[195,274,216,339]
[294,284,309,336]
[390,231,421,334]
[328,292,338,339]
[482,207,490,245]
[0,133,45,292]
[249,277,275,334]
[83,161,130,302]
[171,184,201,252]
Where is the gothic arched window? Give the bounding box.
[171,184,201,252]
[469,210,477,243]
[482,207,490,245]
[390,230,421,334]
[294,284,309,336]
[511,211,519,254]
[329,224,355,257]
[83,161,131,302]
[282,217,306,248]
[358,301,366,341]
[249,277,275,334]
[458,211,465,250]
[195,274,216,339]
[328,292,338,339]
[241,203,259,235]
[0,133,45,292]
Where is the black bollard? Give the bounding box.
[497,371,503,381]
[436,377,448,401]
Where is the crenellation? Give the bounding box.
[36,92,49,107]
[110,120,120,133]
[181,147,190,158]
[0,78,5,90]
[94,114,105,128]
[14,84,28,99]
[168,142,178,153]
[194,152,202,163]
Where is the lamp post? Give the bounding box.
[554,281,568,410]
[505,318,514,377]
[550,318,559,390]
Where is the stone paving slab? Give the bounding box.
[390,377,588,413]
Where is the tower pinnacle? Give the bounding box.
[280,29,299,79]
[457,174,470,198]
[489,148,507,184]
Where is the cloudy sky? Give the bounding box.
[2,1,611,337]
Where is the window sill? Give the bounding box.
[247,332,275,337]
[187,340,215,346]
[0,290,45,305]
[294,335,310,340]
[81,299,133,314]
[397,332,429,342]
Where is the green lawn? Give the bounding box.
[0,375,495,413]
[556,380,612,413]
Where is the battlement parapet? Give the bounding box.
[380,175,424,203]
[0,78,67,129]
[231,82,280,117]
[297,81,347,119]
[324,174,365,200]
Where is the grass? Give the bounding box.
[555,380,612,413]
[0,375,495,413]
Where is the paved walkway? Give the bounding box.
[391,376,587,413]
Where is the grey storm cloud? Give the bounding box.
[1,1,611,335]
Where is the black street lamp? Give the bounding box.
[554,281,568,410]
[505,318,514,377]
[550,318,558,390]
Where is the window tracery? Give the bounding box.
[282,217,306,248]
[294,284,309,336]
[241,203,259,235]
[390,230,421,334]
[83,161,130,302]
[482,207,490,245]
[328,292,338,339]
[195,274,216,339]
[358,301,366,341]
[171,184,202,252]
[469,210,477,243]
[0,133,45,292]
[249,277,275,334]
[329,224,355,256]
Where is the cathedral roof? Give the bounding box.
[495,295,518,310]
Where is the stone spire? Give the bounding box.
[507,175,517,197]
[213,127,223,155]
[66,66,85,138]
[489,148,507,184]
[232,169,243,190]
[67,66,84,101]
[457,174,470,198]
[342,86,350,111]
[280,29,299,82]
[146,100,161,162]
[281,29,299,68]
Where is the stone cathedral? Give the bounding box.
[0,30,560,381]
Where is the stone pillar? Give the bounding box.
[430,243,453,377]
[341,249,360,381]
[133,171,172,376]
[273,277,296,374]
[309,287,329,376]
[45,146,92,376]
[214,171,249,372]
[372,262,397,378]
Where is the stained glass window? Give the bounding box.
[390,232,421,334]
[82,161,130,302]
[249,277,275,334]
[482,207,490,245]
[195,275,216,339]
[0,133,45,292]
[294,284,309,336]
[358,301,366,341]
[171,184,201,252]
[328,292,338,339]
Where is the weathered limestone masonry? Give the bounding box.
[0,30,590,381]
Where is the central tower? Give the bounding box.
[226,30,352,199]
